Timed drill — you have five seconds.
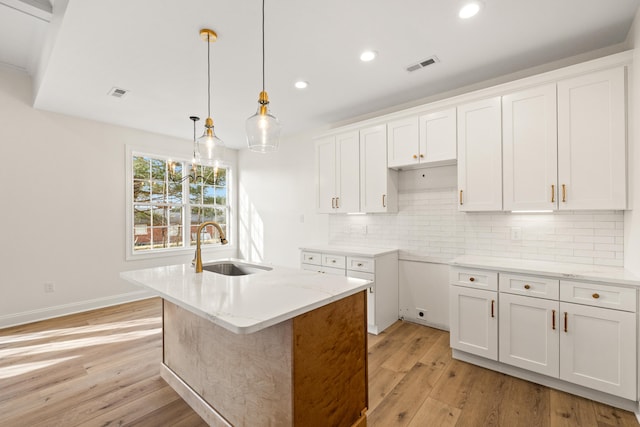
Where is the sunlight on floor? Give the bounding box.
[0,328,162,358]
[0,317,161,345]
[0,356,79,379]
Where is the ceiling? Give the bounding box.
[1,0,639,149]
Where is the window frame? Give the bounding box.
[125,145,234,261]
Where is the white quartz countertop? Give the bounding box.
[120,260,371,334]
[450,255,640,287]
[299,244,398,257]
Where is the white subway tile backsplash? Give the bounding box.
[329,186,624,267]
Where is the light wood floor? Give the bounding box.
[0,298,637,427]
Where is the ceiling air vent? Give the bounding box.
[406,56,440,72]
[108,87,129,98]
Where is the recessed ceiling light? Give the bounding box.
[459,1,482,19]
[360,50,377,62]
[294,81,309,89]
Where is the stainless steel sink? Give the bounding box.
[202,261,272,276]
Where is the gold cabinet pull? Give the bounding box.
[382,194,386,207]
[551,184,555,203]
[564,312,568,333]
[413,154,418,159]
[524,284,531,290]
[592,293,600,299]
[469,277,475,282]
[552,310,556,330]
[331,197,336,209]
[459,190,463,205]
[562,184,566,202]
[419,154,424,158]
[357,263,363,267]
[336,197,340,208]
[491,300,495,318]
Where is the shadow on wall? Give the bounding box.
[238,183,264,263]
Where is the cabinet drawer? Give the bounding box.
[320,266,346,276]
[301,263,321,273]
[560,281,636,312]
[322,254,346,269]
[450,267,498,291]
[347,256,375,273]
[499,273,559,300]
[301,251,322,266]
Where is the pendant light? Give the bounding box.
[197,28,225,167]
[246,0,281,152]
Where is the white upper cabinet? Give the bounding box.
[419,107,457,164]
[457,97,503,211]
[557,67,627,210]
[387,108,456,169]
[316,136,337,214]
[502,84,558,211]
[360,125,398,213]
[315,131,360,213]
[387,117,419,168]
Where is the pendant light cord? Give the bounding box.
[262,0,265,93]
[207,32,211,119]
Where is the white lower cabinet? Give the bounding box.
[499,293,559,377]
[560,301,636,400]
[450,285,498,360]
[300,248,398,335]
[451,267,638,402]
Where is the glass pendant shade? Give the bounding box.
[197,117,225,167]
[246,95,281,153]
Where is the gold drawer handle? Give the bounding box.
[562,184,567,203]
[331,259,336,263]
[357,263,363,267]
[420,154,424,158]
[552,310,556,330]
[308,257,313,260]
[413,154,418,159]
[524,284,531,290]
[592,293,600,299]
[491,300,495,318]
[551,184,555,203]
[459,190,463,205]
[469,277,475,282]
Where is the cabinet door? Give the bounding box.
[335,131,360,213]
[457,97,502,211]
[499,293,559,377]
[449,285,498,360]
[387,117,419,168]
[419,107,457,164]
[560,302,636,399]
[315,136,337,213]
[557,67,626,210]
[360,125,396,213]
[503,84,558,211]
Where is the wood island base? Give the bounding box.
[162,291,368,426]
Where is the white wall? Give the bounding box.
[237,132,328,268]
[624,8,640,276]
[0,66,236,327]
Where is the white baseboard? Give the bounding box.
[0,289,155,328]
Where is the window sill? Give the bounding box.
[125,243,236,262]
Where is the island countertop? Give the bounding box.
[120,259,371,334]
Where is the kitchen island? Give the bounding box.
[120,260,371,427]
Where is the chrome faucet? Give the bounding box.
[194,221,228,273]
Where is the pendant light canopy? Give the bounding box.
[246,0,281,153]
[197,28,225,167]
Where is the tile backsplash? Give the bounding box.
[329,168,624,266]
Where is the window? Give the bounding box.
[129,152,230,256]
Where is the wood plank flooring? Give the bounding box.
[0,298,637,426]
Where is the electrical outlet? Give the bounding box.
[511,227,522,241]
[43,282,55,293]
[416,308,427,319]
